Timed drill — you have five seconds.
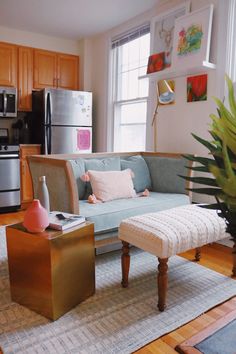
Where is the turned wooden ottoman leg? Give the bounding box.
[195,247,201,261]
[157,257,168,311]
[232,240,236,277]
[121,241,130,287]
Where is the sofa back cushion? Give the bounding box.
[84,157,121,198]
[88,169,136,202]
[144,156,187,194]
[121,155,151,192]
[69,159,86,199]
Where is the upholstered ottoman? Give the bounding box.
[118,204,231,311]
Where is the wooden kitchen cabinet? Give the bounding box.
[0,42,17,87]
[34,49,79,90]
[57,54,79,90]
[20,145,41,206]
[18,46,33,111]
[33,49,57,89]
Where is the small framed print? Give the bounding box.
[172,4,214,70]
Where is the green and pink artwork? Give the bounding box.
[177,24,203,56]
[187,74,207,102]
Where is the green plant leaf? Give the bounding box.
[183,155,216,167]
[185,165,209,172]
[200,203,226,210]
[186,187,222,196]
[191,133,219,153]
[179,175,218,186]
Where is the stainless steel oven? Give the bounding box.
[0,87,17,118]
[0,144,20,212]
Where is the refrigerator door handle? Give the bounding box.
[46,92,52,154]
[46,92,52,126]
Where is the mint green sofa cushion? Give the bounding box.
[121,155,151,192]
[84,157,121,198]
[79,192,190,233]
[144,156,187,194]
[69,159,86,199]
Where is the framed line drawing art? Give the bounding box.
[172,4,214,70]
[150,1,190,70]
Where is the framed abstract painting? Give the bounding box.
[150,1,190,70]
[172,4,214,70]
[187,74,207,102]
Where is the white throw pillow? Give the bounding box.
[88,169,136,202]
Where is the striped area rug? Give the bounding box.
[1,227,236,353]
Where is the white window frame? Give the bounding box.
[110,24,150,152]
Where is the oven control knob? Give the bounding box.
[4,145,8,150]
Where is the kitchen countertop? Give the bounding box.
[19,144,41,147]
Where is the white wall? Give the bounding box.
[0,25,83,55]
[84,0,229,161]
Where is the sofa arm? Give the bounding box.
[28,156,79,214]
[142,153,192,197]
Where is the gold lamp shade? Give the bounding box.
[157,80,175,104]
[152,79,175,126]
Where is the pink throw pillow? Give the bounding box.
[87,169,136,202]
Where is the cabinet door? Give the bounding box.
[0,42,17,87]
[18,46,33,111]
[57,54,79,90]
[33,49,57,89]
[20,145,41,204]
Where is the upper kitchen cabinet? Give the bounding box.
[0,42,17,87]
[34,49,79,90]
[57,54,79,90]
[18,46,33,111]
[33,49,58,89]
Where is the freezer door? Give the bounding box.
[51,126,92,154]
[45,89,92,126]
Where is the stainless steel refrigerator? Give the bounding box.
[31,88,92,154]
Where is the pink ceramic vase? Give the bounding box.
[23,199,49,233]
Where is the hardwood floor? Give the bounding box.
[0,211,235,354]
[0,210,25,226]
[136,244,235,354]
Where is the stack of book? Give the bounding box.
[48,211,86,231]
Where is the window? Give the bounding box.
[111,25,150,152]
[226,0,236,81]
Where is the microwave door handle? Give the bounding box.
[3,90,7,117]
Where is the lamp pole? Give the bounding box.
[152,97,159,152]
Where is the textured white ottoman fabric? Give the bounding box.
[119,205,229,258]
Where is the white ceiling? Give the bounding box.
[0,0,160,40]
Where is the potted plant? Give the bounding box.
[182,75,236,274]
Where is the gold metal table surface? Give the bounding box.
[6,221,95,320]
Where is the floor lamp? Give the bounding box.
[152,79,175,151]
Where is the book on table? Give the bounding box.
[48,211,86,231]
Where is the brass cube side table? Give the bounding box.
[6,222,95,321]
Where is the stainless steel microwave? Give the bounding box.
[0,87,17,117]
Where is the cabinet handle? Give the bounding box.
[19,89,21,106]
[57,78,60,87]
